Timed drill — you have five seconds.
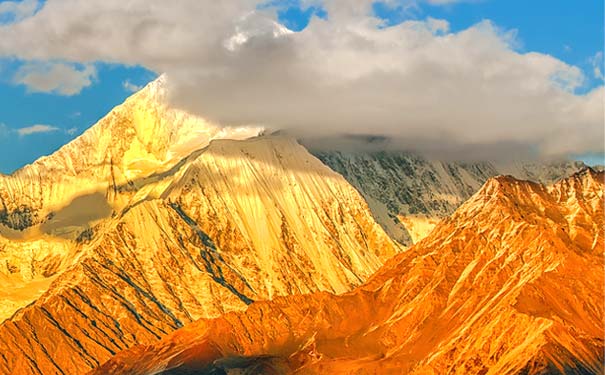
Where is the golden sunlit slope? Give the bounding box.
[0,76,261,235]
[0,77,262,324]
[92,168,604,375]
[0,76,583,329]
[0,135,399,375]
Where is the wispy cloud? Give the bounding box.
[589,51,604,81]
[122,80,143,93]
[16,124,60,136]
[0,0,40,23]
[0,123,10,137]
[14,61,96,96]
[0,123,78,137]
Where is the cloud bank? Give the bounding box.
[0,0,602,157]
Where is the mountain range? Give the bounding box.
[0,78,600,375]
[93,168,605,375]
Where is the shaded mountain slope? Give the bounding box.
[92,168,604,375]
[314,150,588,245]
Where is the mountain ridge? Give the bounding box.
[0,76,262,234]
[0,77,263,327]
[91,168,604,375]
[0,77,597,375]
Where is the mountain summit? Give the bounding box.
[0,76,263,330]
[0,76,262,236]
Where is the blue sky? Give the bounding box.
[0,0,603,173]
[0,61,156,172]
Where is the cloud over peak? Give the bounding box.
[0,0,602,157]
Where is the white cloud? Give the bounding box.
[122,80,143,93]
[425,17,449,34]
[589,51,604,81]
[0,0,40,23]
[0,123,76,137]
[0,0,602,157]
[16,124,60,136]
[14,61,96,96]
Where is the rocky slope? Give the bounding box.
[314,151,588,245]
[0,135,399,375]
[92,168,604,375]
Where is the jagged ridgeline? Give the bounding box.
[312,150,589,245]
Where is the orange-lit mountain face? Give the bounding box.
[93,169,605,375]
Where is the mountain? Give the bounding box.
[0,76,263,331]
[0,136,399,375]
[313,151,588,245]
[0,135,401,375]
[92,168,604,375]
[0,77,401,375]
[0,75,262,236]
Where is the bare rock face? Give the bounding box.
[0,135,399,375]
[92,169,604,375]
[314,151,588,245]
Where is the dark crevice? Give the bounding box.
[169,203,254,305]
